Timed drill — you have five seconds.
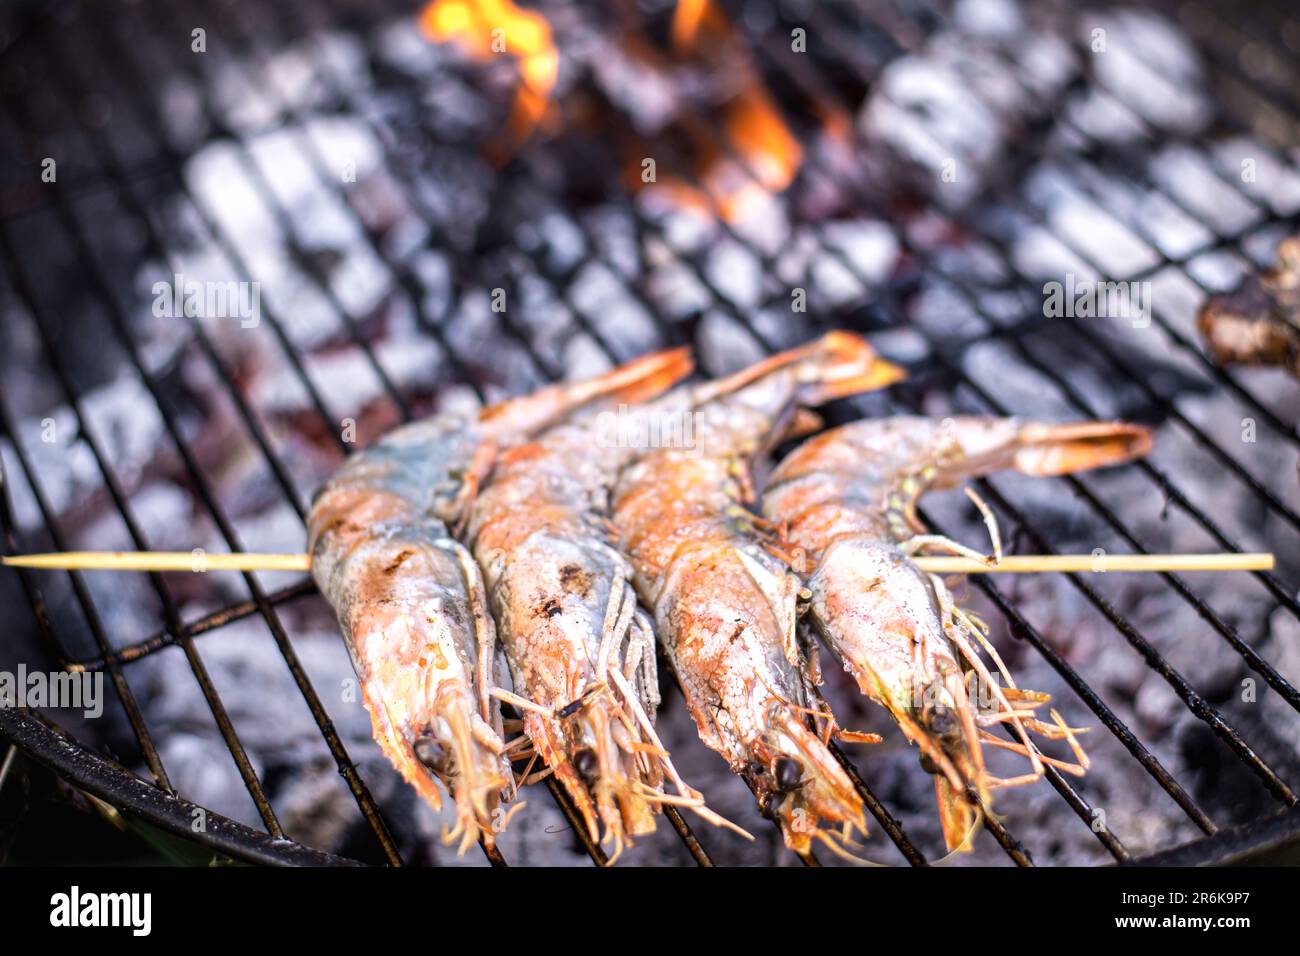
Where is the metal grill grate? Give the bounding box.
[1,0,1298,866]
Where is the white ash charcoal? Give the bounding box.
[80,482,198,554]
[186,143,286,267]
[247,118,383,248]
[585,35,679,132]
[409,249,455,320]
[376,204,432,264]
[582,208,641,278]
[1212,138,1300,217]
[131,262,205,375]
[728,198,792,260]
[559,334,616,384]
[126,623,377,835]
[973,287,1039,325]
[510,273,577,364]
[1063,85,1146,146]
[923,235,1011,287]
[518,210,586,275]
[1133,670,1186,735]
[374,18,440,76]
[868,326,930,367]
[434,383,484,421]
[812,221,900,309]
[1010,223,1090,282]
[444,294,538,386]
[1129,189,1216,262]
[10,376,169,530]
[746,306,813,352]
[696,310,767,376]
[1014,29,1078,96]
[1264,606,1300,691]
[159,732,267,832]
[860,57,1003,209]
[706,239,764,311]
[858,27,1075,210]
[254,46,334,119]
[1143,267,1207,343]
[259,275,353,352]
[249,335,440,421]
[1147,145,1263,238]
[1185,249,1250,293]
[1042,191,1161,278]
[774,220,898,311]
[418,73,499,140]
[568,262,660,356]
[311,30,368,86]
[227,497,302,561]
[772,226,820,296]
[1076,9,1211,137]
[961,341,1078,417]
[641,201,717,257]
[954,0,1023,39]
[156,74,210,152]
[644,256,712,320]
[276,762,383,857]
[910,281,989,340]
[207,60,284,135]
[406,153,495,240]
[327,247,393,319]
[1068,163,1214,261]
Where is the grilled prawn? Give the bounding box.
[762,416,1152,850]
[307,350,690,853]
[465,347,744,860]
[611,332,905,860]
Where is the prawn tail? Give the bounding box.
[479,347,694,432]
[696,330,904,407]
[794,329,908,405]
[1007,421,1153,477]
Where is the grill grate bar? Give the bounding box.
[77,0,535,867]
[534,51,1222,849]
[547,27,1290,843]
[5,20,409,864]
[68,580,319,673]
[0,148,288,840]
[0,384,174,793]
[786,2,1300,549]
[775,0,1300,487]
[245,0,721,866]
[738,1,1298,811]
[742,1,1300,661]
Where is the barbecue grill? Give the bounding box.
[1,0,1298,867]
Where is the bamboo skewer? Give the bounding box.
[0,550,1276,574]
[1,551,313,573]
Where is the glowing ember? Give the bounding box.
[663,0,803,221]
[419,0,558,142]
[718,86,803,219]
[671,0,720,50]
[420,0,805,221]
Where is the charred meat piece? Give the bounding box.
[1198,237,1300,378]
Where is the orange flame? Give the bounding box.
[420,0,804,221]
[420,0,558,142]
[671,0,724,50]
[663,0,802,222]
[718,86,802,220]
